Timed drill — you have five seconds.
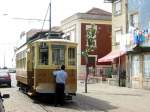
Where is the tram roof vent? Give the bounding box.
[48,32,64,39]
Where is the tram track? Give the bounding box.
[38,104,53,112]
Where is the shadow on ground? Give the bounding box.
[32,93,117,112]
[0,84,11,88]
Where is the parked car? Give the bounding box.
[8,68,16,73]
[0,92,9,112]
[0,70,11,87]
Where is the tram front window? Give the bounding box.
[52,48,65,65]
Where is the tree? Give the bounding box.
[81,24,96,93]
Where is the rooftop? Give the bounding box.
[61,7,112,25]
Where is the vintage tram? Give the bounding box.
[16,31,77,97]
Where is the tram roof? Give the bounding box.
[34,38,78,44]
[17,29,77,50]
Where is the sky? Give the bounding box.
[0,0,112,68]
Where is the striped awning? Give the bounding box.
[98,50,126,62]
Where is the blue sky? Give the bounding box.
[0,0,112,68]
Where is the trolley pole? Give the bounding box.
[49,0,51,38]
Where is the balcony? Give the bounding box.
[123,30,150,52]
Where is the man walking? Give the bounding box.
[53,65,67,106]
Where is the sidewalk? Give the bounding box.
[77,81,150,112]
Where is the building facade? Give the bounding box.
[126,0,150,89]
[98,0,127,86]
[111,0,127,79]
[105,0,150,89]
[61,8,112,78]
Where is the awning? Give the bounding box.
[98,50,126,62]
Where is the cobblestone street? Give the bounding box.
[1,81,150,112]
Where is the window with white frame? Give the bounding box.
[114,0,121,15]
[144,55,150,78]
[132,55,140,76]
[86,25,97,47]
[130,13,139,28]
[115,30,122,45]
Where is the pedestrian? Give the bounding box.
[53,65,67,106]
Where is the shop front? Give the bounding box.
[126,46,150,89]
[126,27,150,89]
[98,49,126,86]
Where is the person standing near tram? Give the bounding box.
[53,65,68,106]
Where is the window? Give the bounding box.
[132,55,140,76]
[115,30,122,45]
[68,48,76,66]
[88,57,95,64]
[88,56,96,67]
[114,0,121,15]
[86,25,97,47]
[64,35,70,40]
[16,50,26,69]
[52,45,65,65]
[130,13,139,28]
[88,56,96,75]
[39,42,48,65]
[144,55,150,78]
[64,32,70,40]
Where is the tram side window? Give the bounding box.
[52,48,65,65]
[16,50,26,69]
[68,48,76,66]
[39,43,48,65]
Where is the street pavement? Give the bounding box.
[1,79,150,112]
[78,81,150,112]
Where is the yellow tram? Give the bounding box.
[16,31,77,97]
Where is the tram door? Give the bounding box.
[31,47,35,71]
[27,46,35,87]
